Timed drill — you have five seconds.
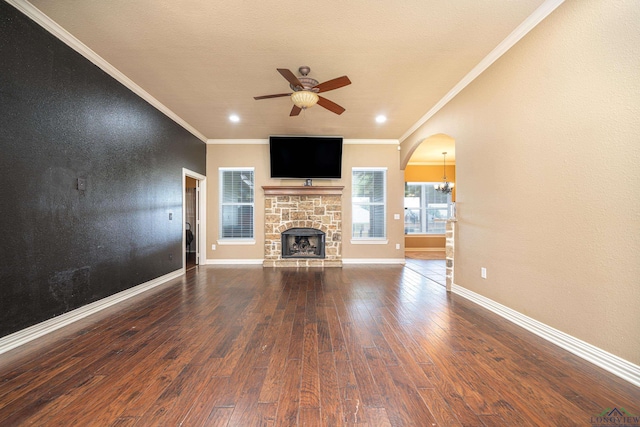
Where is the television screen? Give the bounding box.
[269,136,343,179]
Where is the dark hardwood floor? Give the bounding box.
[186,251,197,271]
[0,265,638,426]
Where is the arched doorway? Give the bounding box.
[402,134,455,289]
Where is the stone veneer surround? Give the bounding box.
[445,220,455,291]
[262,186,343,267]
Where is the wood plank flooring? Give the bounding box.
[0,265,638,426]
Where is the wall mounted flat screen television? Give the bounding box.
[269,135,343,179]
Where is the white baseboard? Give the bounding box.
[205,259,264,265]
[452,284,640,388]
[204,258,407,265]
[342,258,406,265]
[0,269,184,355]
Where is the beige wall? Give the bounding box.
[400,0,640,364]
[206,142,405,261]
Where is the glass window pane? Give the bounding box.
[353,171,385,202]
[404,207,422,234]
[352,169,386,239]
[221,205,254,238]
[368,205,385,237]
[220,169,254,239]
[222,170,254,203]
[352,205,386,238]
[404,182,452,235]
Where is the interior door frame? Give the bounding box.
[182,168,207,270]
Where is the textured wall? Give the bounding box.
[0,2,206,337]
[400,0,640,364]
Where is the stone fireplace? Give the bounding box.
[263,186,343,267]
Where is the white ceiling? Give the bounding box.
[23,0,548,162]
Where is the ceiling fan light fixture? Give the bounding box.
[291,90,319,109]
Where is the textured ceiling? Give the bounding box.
[26,0,546,161]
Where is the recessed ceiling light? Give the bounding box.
[375,115,387,124]
[229,114,240,123]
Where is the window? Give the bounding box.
[352,168,386,240]
[404,182,451,234]
[219,168,254,240]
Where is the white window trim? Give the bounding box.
[350,239,389,245]
[351,167,387,242]
[219,167,255,244]
[217,239,255,245]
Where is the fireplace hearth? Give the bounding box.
[282,228,325,259]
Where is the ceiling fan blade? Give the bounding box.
[254,93,292,100]
[277,68,304,89]
[317,96,346,115]
[290,105,302,116]
[313,76,351,93]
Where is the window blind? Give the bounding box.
[220,169,254,239]
[352,169,386,239]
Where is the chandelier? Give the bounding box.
[434,151,454,194]
[290,90,319,109]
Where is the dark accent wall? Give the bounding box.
[0,2,206,337]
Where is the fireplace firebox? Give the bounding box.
[281,228,326,259]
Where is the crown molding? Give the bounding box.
[400,0,566,143]
[207,139,268,145]
[343,139,399,145]
[207,138,399,145]
[6,0,207,143]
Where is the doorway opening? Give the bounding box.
[402,133,455,288]
[183,169,206,271]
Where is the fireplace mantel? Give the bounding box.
[262,186,344,196]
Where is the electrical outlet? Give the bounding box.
[395,243,400,249]
[169,212,173,220]
[211,244,216,250]
[394,213,400,220]
[481,267,487,279]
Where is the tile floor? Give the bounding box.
[404,251,446,286]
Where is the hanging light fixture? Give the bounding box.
[434,151,454,194]
[290,90,319,109]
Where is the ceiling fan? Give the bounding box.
[254,66,351,116]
